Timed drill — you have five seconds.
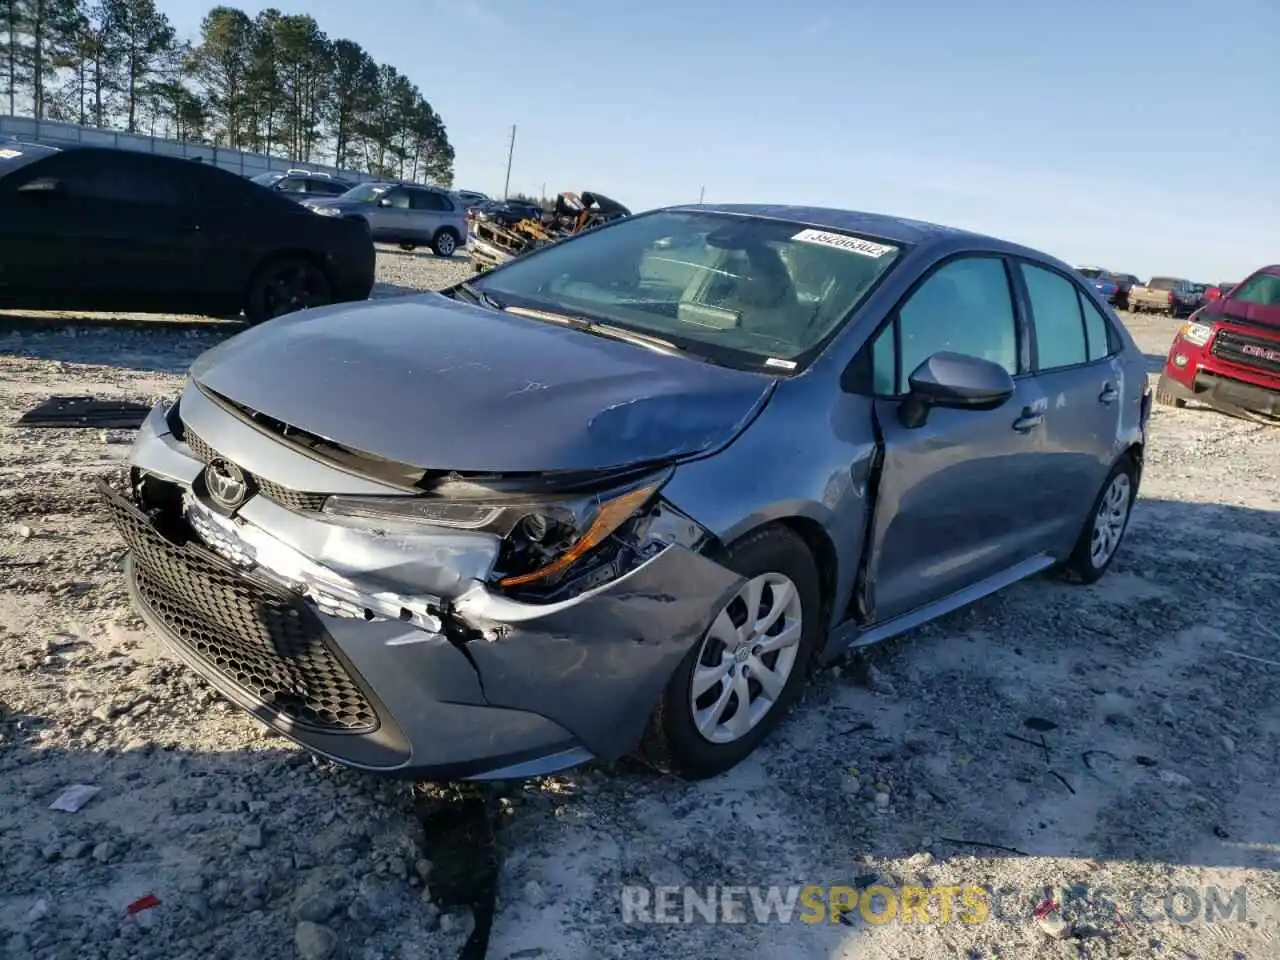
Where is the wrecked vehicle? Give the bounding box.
[105,204,1149,781]
[468,190,631,272]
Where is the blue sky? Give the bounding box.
[165,0,1277,281]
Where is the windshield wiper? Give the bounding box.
[501,305,689,356]
[453,282,505,311]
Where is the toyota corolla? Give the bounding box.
[104,204,1150,781]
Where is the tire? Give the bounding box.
[432,229,459,257]
[398,243,417,252]
[640,525,822,779]
[1154,377,1186,408]
[243,256,333,325]
[1061,457,1137,585]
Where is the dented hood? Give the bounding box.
[189,294,776,474]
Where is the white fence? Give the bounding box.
[0,115,379,183]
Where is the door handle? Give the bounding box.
[1098,383,1119,404]
[1012,409,1043,433]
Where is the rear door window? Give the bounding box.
[1021,263,1088,370]
[410,189,451,211]
[1078,292,1117,361]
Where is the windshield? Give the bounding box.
[250,172,283,186]
[1077,268,1103,279]
[1229,273,1280,306]
[338,182,391,203]
[470,210,903,368]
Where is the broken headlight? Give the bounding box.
[321,471,669,590]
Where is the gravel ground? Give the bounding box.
[1,253,1277,960]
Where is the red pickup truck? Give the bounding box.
[1157,265,1280,419]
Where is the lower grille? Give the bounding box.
[183,428,329,514]
[103,486,378,734]
[1212,330,1280,376]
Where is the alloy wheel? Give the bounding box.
[436,232,457,256]
[1090,473,1132,568]
[264,264,326,318]
[689,572,804,744]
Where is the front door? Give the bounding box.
[862,254,1052,622]
[366,186,412,242]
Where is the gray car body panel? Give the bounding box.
[114,204,1148,778]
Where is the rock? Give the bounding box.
[1035,910,1070,939]
[63,840,91,859]
[1157,700,1177,725]
[1158,770,1193,788]
[440,913,461,934]
[413,859,433,881]
[41,843,61,862]
[247,801,269,814]
[862,663,898,696]
[523,879,547,907]
[874,792,891,809]
[294,921,337,960]
[905,852,933,869]
[17,524,33,538]
[92,841,116,863]
[1221,735,1236,753]
[237,825,264,850]
[840,774,861,798]
[296,892,341,923]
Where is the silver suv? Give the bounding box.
[302,182,468,257]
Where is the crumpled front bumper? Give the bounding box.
[105,395,742,780]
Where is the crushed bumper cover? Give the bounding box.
[103,401,742,780]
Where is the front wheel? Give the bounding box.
[1061,457,1136,584]
[640,525,822,779]
[244,257,333,325]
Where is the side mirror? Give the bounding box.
[898,351,1014,429]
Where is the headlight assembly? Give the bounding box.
[1179,321,1214,347]
[322,473,669,590]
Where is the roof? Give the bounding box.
[669,203,984,246]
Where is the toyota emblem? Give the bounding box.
[205,458,249,510]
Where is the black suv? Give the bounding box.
[0,145,374,323]
[250,169,355,201]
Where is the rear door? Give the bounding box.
[1013,260,1125,550]
[860,254,1051,622]
[407,187,452,242]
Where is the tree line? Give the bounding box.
[0,0,454,185]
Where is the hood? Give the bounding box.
[189,295,776,474]
[1202,297,1280,329]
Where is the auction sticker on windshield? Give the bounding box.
[792,229,895,258]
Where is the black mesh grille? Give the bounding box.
[104,488,378,734]
[1212,330,1280,376]
[183,428,329,513]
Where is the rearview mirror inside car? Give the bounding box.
[899,351,1014,429]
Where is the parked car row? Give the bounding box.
[1076,266,1139,310]
[1158,264,1280,421]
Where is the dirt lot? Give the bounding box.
[1,252,1277,960]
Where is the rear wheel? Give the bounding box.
[244,257,332,325]
[640,525,822,779]
[1061,457,1136,584]
[432,229,459,257]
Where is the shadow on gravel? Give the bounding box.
[0,325,238,375]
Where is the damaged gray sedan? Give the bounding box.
[104,204,1150,781]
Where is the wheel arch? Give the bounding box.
[710,513,841,664]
